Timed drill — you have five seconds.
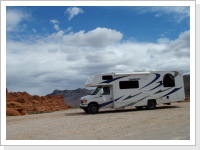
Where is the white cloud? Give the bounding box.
[52,24,60,31]
[162,30,190,56]
[151,6,189,15]
[146,30,190,71]
[50,19,60,31]
[138,6,189,23]
[64,7,84,20]
[157,38,171,44]
[65,27,72,32]
[62,27,123,48]
[152,30,190,58]
[161,6,189,17]
[50,19,59,24]
[6,27,190,95]
[160,6,190,23]
[46,30,64,42]
[6,8,31,32]
[155,13,162,17]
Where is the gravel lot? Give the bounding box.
[6,102,190,140]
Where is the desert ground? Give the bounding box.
[6,102,190,140]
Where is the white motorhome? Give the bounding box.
[80,71,185,114]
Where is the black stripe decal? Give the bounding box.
[140,73,160,89]
[149,81,163,91]
[118,96,149,109]
[154,87,172,94]
[99,95,124,107]
[161,87,182,97]
[122,92,142,101]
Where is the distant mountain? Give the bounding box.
[50,74,190,108]
[50,88,92,108]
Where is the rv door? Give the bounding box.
[100,86,114,108]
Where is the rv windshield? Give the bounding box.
[91,86,102,95]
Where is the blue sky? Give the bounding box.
[6,5,191,95]
[7,6,189,42]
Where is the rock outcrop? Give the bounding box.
[6,91,73,116]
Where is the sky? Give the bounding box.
[6,5,190,96]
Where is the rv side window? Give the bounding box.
[119,81,139,89]
[163,74,175,87]
[102,87,110,95]
[102,75,113,80]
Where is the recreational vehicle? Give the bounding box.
[80,71,185,114]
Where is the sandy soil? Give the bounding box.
[6,102,190,140]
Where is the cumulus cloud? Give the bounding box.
[146,30,190,71]
[6,27,190,95]
[6,8,31,32]
[149,30,190,58]
[162,30,190,56]
[64,7,84,20]
[62,27,123,48]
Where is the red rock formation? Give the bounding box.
[6,90,73,116]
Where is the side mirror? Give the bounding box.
[99,88,103,95]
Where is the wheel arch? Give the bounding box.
[148,99,157,105]
[88,102,99,108]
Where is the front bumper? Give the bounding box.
[80,104,88,109]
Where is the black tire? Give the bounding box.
[88,104,99,114]
[83,108,89,113]
[147,100,156,110]
[136,106,143,110]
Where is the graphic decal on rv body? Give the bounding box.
[100,76,128,84]
[161,87,182,97]
[122,92,142,101]
[149,81,163,91]
[173,71,179,78]
[140,73,160,89]
[99,95,124,107]
[118,96,149,109]
[154,87,172,94]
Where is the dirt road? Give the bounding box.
[6,102,190,140]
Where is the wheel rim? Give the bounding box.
[149,101,155,109]
[150,103,154,108]
[91,106,97,113]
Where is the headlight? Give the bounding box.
[82,100,87,103]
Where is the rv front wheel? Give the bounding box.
[147,100,156,110]
[83,108,89,113]
[88,104,99,114]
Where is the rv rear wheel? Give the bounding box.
[88,104,99,114]
[147,100,156,110]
